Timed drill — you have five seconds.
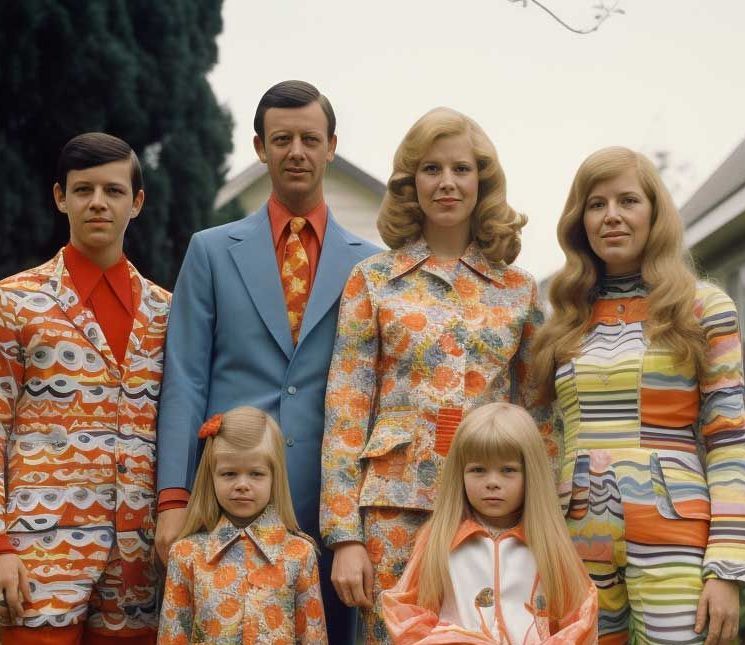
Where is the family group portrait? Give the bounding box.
[1,1,744,643]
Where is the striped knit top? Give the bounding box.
[556,274,745,581]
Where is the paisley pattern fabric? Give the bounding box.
[0,250,170,634]
[382,520,598,644]
[557,275,745,643]
[158,506,327,644]
[321,238,555,547]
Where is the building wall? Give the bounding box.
[232,166,385,247]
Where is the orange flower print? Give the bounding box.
[366,536,385,565]
[355,298,372,319]
[344,272,366,298]
[440,333,464,357]
[432,365,460,391]
[453,274,478,299]
[250,563,284,589]
[387,525,410,549]
[379,571,399,590]
[465,370,487,397]
[265,603,284,629]
[203,618,223,637]
[214,564,237,589]
[305,597,323,619]
[401,312,427,331]
[329,495,353,517]
[217,596,241,619]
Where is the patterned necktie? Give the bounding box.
[281,217,311,344]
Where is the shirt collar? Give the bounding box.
[451,516,525,550]
[268,193,327,248]
[206,504,288,565]
[63,244,133,315]
[389,237,506,286]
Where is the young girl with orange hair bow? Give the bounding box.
[157,407,327,644]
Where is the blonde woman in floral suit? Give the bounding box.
[320,107,555,643]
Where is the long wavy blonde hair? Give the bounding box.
[532,146,706,398]
[418,403,588,619]
[377,107,526,264]
[178,406,305,541]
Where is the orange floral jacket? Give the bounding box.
[321,239,555,545]
[0,251,169,621]
[158,505,327,644]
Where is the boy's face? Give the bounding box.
[53,159,144,265]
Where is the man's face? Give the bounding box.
[53,159,143,265]
[253,101,337,213]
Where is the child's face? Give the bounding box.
[463,457,524,529]
[213,449,272,522]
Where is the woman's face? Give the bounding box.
[583,168,653,276]
[415,134,478,240]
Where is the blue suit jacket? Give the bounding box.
[156,204,379,540]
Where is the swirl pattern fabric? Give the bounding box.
[0,251,170,635]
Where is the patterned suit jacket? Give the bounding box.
[321,238,555,546]
[0,250,170,626]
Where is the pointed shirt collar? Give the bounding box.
[389,237,506,286]
[63,244,133,315]
[206,504,288,565]
[451,516,525,551]
[268,193,327,248]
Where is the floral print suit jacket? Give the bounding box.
[321,238,555,545]
[158,505,327,644]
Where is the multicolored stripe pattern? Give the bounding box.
[557,275,745,643]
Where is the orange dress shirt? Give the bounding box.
[64,244,134,365]
[157,196,327,513]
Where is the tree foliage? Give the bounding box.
[0,0,233,288]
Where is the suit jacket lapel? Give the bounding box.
[228,207,294,360]
[40,252,119,369]
[296,211,363,348]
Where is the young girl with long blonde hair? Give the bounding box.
[382,402,596,644]
[157,406,327,644]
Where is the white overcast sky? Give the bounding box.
[208,0,745,282]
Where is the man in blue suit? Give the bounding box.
[154,80,379,642]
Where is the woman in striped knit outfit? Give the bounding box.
[532,147,744,645]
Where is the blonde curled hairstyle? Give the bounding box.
[417,403,589,619]
[377,107,526,264]
[531,146,706,399]
[178,406,306,543]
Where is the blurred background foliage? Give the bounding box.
[0,0,233,289]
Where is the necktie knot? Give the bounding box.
[290,217,306,235]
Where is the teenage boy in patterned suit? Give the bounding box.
[0,133,170,644]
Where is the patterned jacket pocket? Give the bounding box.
[359,410,416,460]
[650,452,711,521]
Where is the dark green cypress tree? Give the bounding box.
[0,0,233,288]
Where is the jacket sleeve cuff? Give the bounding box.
[157,488,191,513]
[0,533,15,554]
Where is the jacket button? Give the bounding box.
[616,304,625,314]
[287,385,297,395]
[286,437,295,447]
[117,464,127,473]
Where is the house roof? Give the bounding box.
[680,136,745,226]
[214,153,386,210]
